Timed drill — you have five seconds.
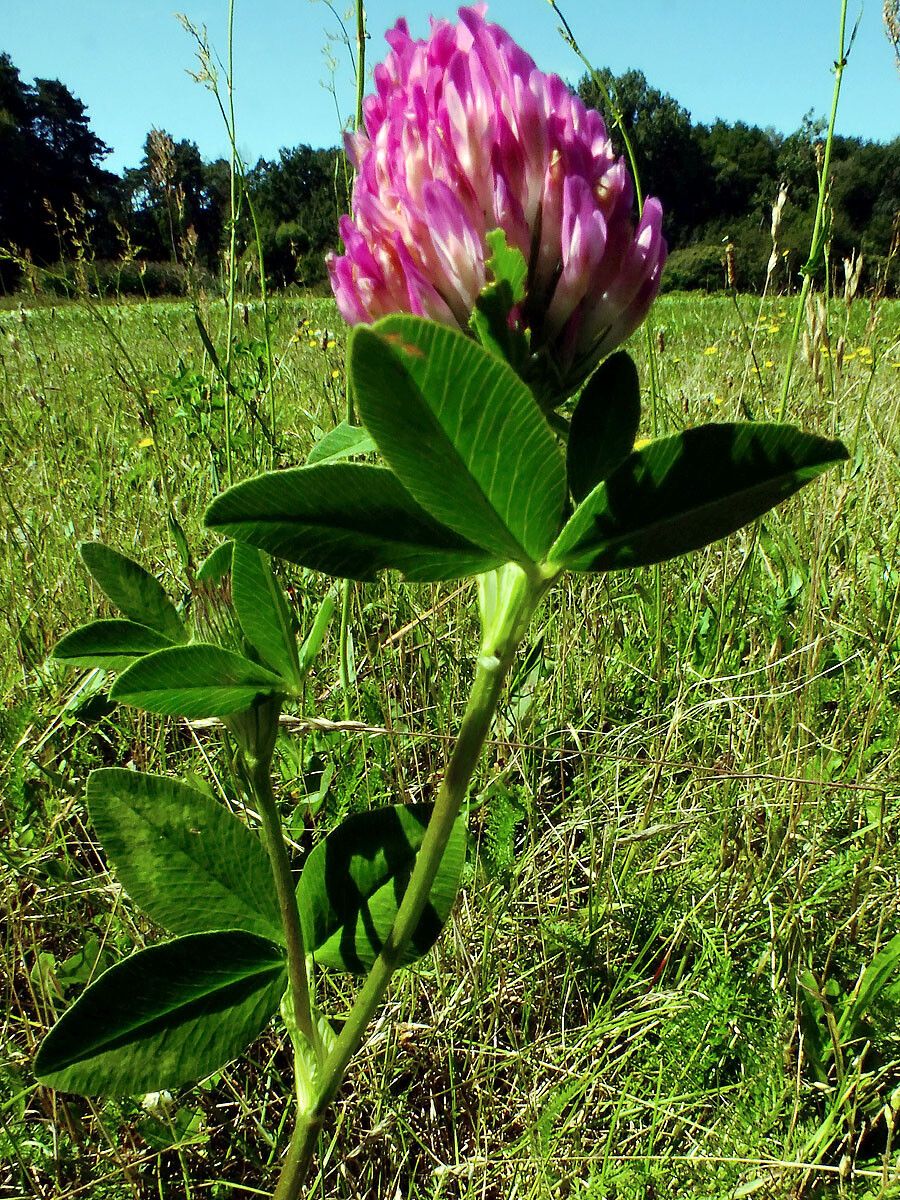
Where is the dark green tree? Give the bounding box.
[775,112,827,211]
[0,52,118,286]
[698,120,781,220]
[577,68,712,245]
[830,138,900,249]
[248,144,348,285]
[122,130,228,268]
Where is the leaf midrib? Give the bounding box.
[45,954,285,1066]
[553,462,832,564]
[115,645,284,690]
[218,510,483,556]
[364,331,533,564]
[96,799,282,942]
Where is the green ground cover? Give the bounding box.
[1,291,899,1198]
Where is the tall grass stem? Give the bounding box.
[223,0,239,485]
[337,0,368,718]
[779,0,852,420]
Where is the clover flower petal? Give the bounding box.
[327,5,667,398]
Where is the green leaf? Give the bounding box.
[297,585,337,676]
[87,769,282,942]
[567,352,641,502]
[110,644,283,718]
[80,543,187,644]
[231,543,300,686]
[205,462,502,582]
[797,969,837,1081]
[550,423,848,572]
[350,315,566,563]
[469,230,531,369]
[196,540,233,583]
[34,932,286,1095]
[297,804,466,974]
[837,932,900,1043]
[167,513,191,573]
[52,620,176,672]
[306,421,377,465]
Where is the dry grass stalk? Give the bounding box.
[766,186,788,288]
[843,250,864,308]
[148,127,186,257]
[802,292,829,393]
[147,127,176,192]
[724,241,737,290]
[886,0,900,73]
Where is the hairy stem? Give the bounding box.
[272,565,552,1196]
[273,1113,323,1200]
[337,576,353,721]
[247,733,314,1049]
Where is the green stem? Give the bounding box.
[354,0,366,135]
[337,577,353,721]
[778,0,850,421]
[244,187,277,470]
[223,0,239,486]
[247,731,314,1049]
[273,1115,323,1200]
[334,0,368,719]
[549,1,643,212]
[272,565,552,1197]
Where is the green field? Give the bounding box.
[2,291,900,1198]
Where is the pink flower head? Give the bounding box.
[327,5,667,399]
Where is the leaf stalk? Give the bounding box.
[244,700,316,1056]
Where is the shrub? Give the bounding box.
[661,244,725,292]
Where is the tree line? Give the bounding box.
[1,50,897,297]
[577,71,900,294]
[0,52,348,296]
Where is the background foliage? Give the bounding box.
[2,289,899,1196]
[0,49,897,296]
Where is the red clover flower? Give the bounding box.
[327,4,667,398]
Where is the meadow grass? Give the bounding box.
[1,289,899,1199]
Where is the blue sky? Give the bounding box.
[4,1,898,172]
